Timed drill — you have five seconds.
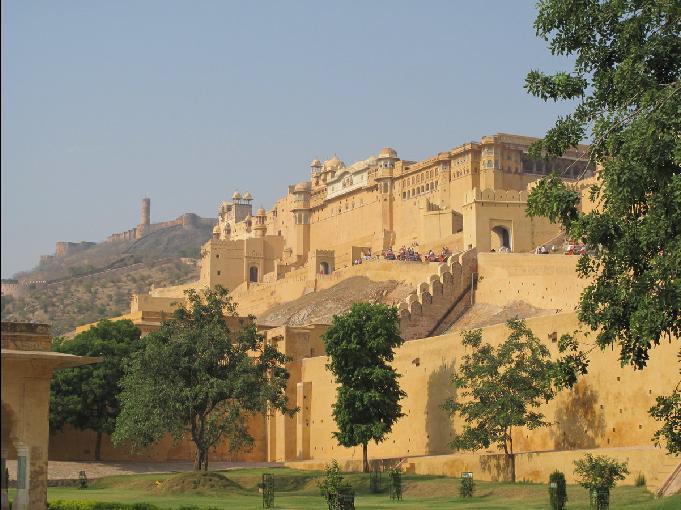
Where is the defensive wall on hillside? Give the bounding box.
[281,312,679,491]
[52,253,680,492]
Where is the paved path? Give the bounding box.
[5,460,283,481]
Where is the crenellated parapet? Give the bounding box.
[398,248,477,340]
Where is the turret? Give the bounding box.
[254,207,267,238]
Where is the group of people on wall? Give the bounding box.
[381,245,452,263]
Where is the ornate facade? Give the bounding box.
[199,132,593,289]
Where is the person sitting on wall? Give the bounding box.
[540,245,548,254]
[491,248,496,252]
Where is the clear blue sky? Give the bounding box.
[1,0,576,277]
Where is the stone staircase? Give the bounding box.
[398,249,477,340]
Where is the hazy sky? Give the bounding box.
[1,0,576,277]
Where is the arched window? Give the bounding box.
[249,266,258,283]
[319,261,330,275]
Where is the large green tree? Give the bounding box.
[524,0,680,369]
[443,319,555,482]
[649,352,681,454]
[322,302,406,472]
[524,0,680,455]
[112,286,296,470]
[50,319,142,460]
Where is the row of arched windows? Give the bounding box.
[402,180,438,199]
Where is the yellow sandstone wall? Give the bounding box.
[292,312,677,464]
[474,252,588,311]
[49,414,267,463]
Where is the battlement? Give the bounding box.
[54,241,96,258]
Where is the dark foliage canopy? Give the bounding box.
[525,0,680,370]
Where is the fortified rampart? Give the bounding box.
[1,279,48,298]
[281,312,679,491]
[54,241,96,258]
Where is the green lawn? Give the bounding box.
[11,467,680,509]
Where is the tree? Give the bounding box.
[317,459,353,510]
[649,351,681,454]
[50,319,142,460]
[574,454,629,510]
[322,302,406,472]
[112,286,296,470]
[524,0,680,372]
[443,319,555,482]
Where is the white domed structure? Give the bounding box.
[310,159,322,167]
[243,191,253,201]
[232,191,242,200]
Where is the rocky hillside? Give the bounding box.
[2,223,213,335]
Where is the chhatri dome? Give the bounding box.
[310,159,322,167]
[323,154,345,170]
[294,181,312,192]
[379,147,398,159]
[243,191,253,201]
[256,207,266,216]
[232,191,242,200]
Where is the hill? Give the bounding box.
[1,222,214,335]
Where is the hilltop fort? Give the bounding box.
[55,132,679,492]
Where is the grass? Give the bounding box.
[10,467,680,509]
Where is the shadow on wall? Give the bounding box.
[479,453,513,482]
[553,379,606,450]
[425,362,455,455]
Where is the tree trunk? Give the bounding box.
[509,427,515,483]
[94,430,102,461]
[203,449,208,472]
[193,448,202,471]
[362,442,369,473]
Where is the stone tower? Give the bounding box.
[136,197,151,238]
[140,197,151,226]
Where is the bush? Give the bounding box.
[48,502,161,510]
[574,454,628,510]
[634,473,646,487]
[317,460,353,510]
[573,454,629,492]
[549,470,567,510]
[459,475,475,498]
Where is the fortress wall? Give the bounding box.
[296,312,677,465]
[316,260,440,293]
[474,253,587,312]
[309,196,384,264]
[287,446,675,490]
[229,260,442,319]
[149,280,201,298]
[49,415,267,463]
[130,294,183,313]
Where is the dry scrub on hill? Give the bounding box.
[1,260,197,335]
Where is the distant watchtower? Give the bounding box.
[140,197,151,226]
[136,197,151,238]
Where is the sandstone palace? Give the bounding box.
[55,132,678,492]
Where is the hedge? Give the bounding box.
[47,503,161,510]
[47,503,224,510]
